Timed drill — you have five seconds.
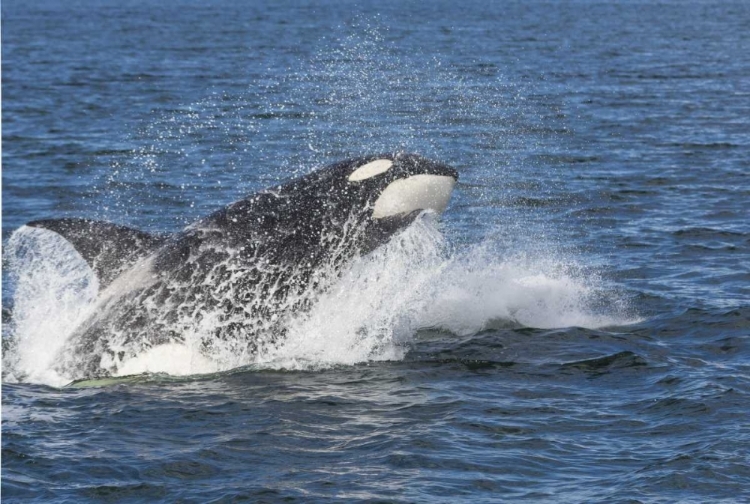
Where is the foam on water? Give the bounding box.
[3,217,635,386]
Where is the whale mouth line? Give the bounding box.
[372,174,457,220]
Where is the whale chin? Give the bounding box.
[371,174,457,219]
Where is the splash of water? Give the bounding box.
[3,217,635,386]
[256,216,636,371]
[3,227,99,386]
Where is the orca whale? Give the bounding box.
[25,153,458,379]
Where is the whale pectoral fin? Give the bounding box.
[27,218,168,289]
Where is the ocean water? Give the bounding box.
[2,0,749,502]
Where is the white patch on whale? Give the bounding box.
[97,256,158,302]
[372,174,456,219]
[114,343,218,377]
[348,159,393,181]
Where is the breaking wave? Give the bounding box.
[2,217,635,387]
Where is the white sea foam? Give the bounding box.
[3,218,635,386]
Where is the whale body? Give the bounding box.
[25,153,458,379]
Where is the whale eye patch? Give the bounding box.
[348,159,393,182]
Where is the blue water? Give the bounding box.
[3,0,750,502]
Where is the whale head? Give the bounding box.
[202,153,458,259]
[326,153,459,253]
[345,153,458,220]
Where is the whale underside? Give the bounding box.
[25,153,458,379]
